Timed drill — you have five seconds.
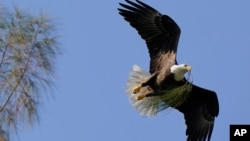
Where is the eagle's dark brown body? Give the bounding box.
[118,1,219,141]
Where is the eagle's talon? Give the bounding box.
[133,86,141,94]
[136,95,145,101]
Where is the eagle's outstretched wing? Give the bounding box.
[177,85,219,141]
[118,0,180,74]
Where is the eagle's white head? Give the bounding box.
[170,64,192,81]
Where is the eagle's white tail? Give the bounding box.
[126,65,170,117]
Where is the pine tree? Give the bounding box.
[0,7,60,141]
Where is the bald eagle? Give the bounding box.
[118,0,219,141]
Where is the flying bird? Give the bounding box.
[118,0,219,141]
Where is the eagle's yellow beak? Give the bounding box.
[185,65,192,71]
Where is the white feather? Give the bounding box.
[126,65,170,117]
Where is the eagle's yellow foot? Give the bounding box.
[136,94,145,101]
[133,86,141,94]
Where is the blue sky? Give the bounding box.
[2,0,250,141]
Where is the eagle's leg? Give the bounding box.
[135,87,154,100]
[136,94,145,100]
[133,73,158,94]
[132,81,152,94]
[132,85,142,94]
